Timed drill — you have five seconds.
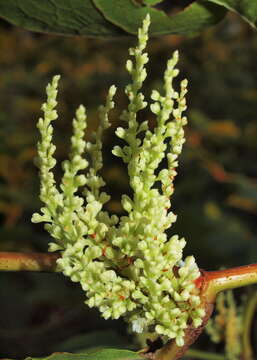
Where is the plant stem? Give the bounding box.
[242,290,257,360]
[204,263,257,298]
[0,252,60,272]
[185,349,225,360]
[1,252,256,291]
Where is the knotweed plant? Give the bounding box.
[32,15,205,347]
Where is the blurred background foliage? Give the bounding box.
[0,10,257,359]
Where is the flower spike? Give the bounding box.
[32,15,205,347]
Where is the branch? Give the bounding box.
[204,264,257,297]
[0,252,60,272]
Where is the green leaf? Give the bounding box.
[0,0,125,37]
[57,330,131,352]
[206,0,257,28]
[93,0,227,36]
[1,0,256,36]
[24,349,142,360]
[142,0,163,5]
[0,0,227,37]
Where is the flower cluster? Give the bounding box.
[32,15,205,346]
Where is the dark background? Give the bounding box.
[0,10,256,358]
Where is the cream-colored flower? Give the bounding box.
[32,14,205,346]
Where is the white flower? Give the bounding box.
[32,14,204,347]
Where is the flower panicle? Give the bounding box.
[32,14,205,347]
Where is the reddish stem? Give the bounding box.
[204,263,257,296]
[0,251,60,272]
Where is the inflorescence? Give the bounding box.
[32,15,205,346]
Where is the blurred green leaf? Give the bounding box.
[93,0,227,35]
[226,175,257,213]
[0,0,125,37]
[0,0,227,37]
[234,176,257,202]
[206,0,257,28]
[57,330,131,352]
[24,349,141,360]
[142,0,163,5]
